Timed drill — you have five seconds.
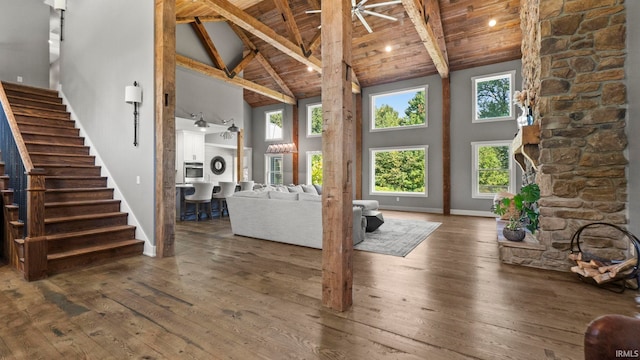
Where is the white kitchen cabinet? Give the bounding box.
[177,130,205,162]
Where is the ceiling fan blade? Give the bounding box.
[363,0,402,9]
[361,9,398,21]
[357,0,370,7]
[355,11,373,33]
[305,9,321,14]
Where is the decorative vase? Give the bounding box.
[503,227,526,242]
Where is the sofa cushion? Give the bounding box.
[352,199,379,210]
[313,184,322,194]
[299,192,321,202]
[233,190,269,198]
[269,191,299,200]
[301,184,319,195]
[287,185,304,193]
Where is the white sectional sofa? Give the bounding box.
[225,190,366,249]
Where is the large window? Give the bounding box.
[265,109,283,140]
[307,103,322,137]
[265,154,283,185]
[370,86,427,131]
[471,70,515,123]
[370,146,428,196]
[471,141,515,198]
[306,151,323,185]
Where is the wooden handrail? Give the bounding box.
[0,82,35,172]
[0,82,48,280]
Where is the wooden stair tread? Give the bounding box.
[46,175,107,179]
[45,199,120,207]
[10,103,68,114]
[30,152,92,158]
[20,130,81,139]
[18,121,78,131]
[47,239,144,261]
[1,82,59,97]
[26,141,85,147]
[46,187,111,193]
[7,94,65,107]
[46,225,135,241]
[45,212,128,224]
[35,163,98,168]
[16,115,75,126]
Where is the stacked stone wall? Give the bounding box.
[517,0,628,271]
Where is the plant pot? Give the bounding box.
[503,227,525,242]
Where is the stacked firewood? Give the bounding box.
[569,252,637,284]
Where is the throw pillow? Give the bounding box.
[287,185,304,193]
[301,184,318,195]
[313,184,323,195]
[233,190,269,198]
[268,191,299,200]
[298,192,321,202]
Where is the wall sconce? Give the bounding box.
[54,0,66,41]
[125,81,142,146]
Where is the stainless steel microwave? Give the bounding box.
[184,162,203,182]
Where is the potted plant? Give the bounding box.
[492,183,540,242]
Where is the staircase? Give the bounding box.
[1,81,144,278]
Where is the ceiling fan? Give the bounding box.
[305,0,402,34]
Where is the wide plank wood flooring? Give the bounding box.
[0,211,637,359]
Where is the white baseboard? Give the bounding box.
[450,209,496,217]
[378,205,496,218]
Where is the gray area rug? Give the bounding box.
[355,218,441,257]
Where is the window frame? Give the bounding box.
[471,70,516,123]
[370,86,428,132]
[265,154,284,185]
[369,145,428,197]
[305,151,323,185]
[265,109,284,141]
[306,103,322,138]
[471,140,516,199]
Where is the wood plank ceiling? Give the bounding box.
[175,0,522,108]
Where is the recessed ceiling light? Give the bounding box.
[488,19,497,27]
[307,66,313,72]
[385,45,392,52]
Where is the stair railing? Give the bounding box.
[0,83,47,280]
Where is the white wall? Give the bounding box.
[627,1,639,234]
[0,0,50,87]
[59,0,155,246]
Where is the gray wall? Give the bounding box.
[60,0,155,244]
[627,0,639,235]
[0,0,50,87]
[449,60,523,214]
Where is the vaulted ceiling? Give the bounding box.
[175,0,522,108]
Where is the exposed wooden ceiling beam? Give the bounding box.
[200,0,360,94]
[401,0,449,78]
[191,17,230,75]
[273,0,310,56]
[229,23,295,98]
[176,15,224,24]
[424,0,449,66]
[177,54,296,104]
[229,49,258,78]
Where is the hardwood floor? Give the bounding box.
[0,212,637,359]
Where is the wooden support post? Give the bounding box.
[292,104,299,185]
[24,171,47,280]
[321,0,353,312]
[355,94,362,200]
[237,129,244,182]
[442,77,451,215]
[155,0,176,257]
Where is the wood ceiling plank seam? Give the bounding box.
[176,54,296,104]
[191,17,231,76]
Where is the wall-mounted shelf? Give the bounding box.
[512,125,540,171]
